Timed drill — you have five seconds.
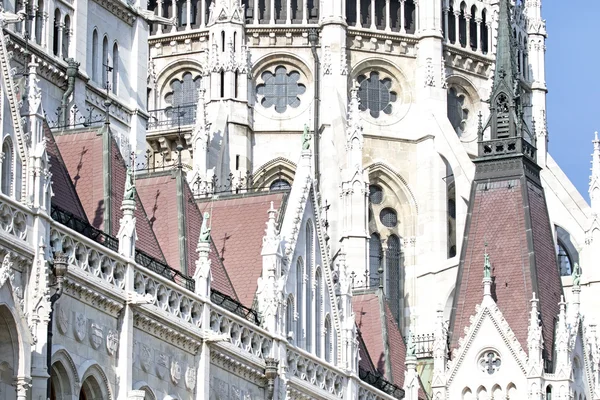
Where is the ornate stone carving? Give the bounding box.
[170,359,182,384]
[185,366,196,391]
[73,312,86,342]
[139,344,152,373]
[156,352,168,379]
[106,329,119,356]
[56,304,69,334]
[89,322,104,350]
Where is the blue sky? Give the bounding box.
[545,1,600,202]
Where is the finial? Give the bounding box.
[265,201,278,238]
[483,243,491,279]
[176,143,184,169]
[199,212,211,243]
[378,264,384,290]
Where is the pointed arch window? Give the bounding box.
[305,220,314,352]
[286,295,295,342]
[315,269,322,357]
[386,235,401,323]
[296,258,303,346]
[102,36,109,88]
[62,15,70,58]
[1,138,13,196]
[369,233,381,287]
[324,315,332,362]
[52,9,60,56]
[112,43,119,95]
[557,240,572,276]
[91,30,99,82]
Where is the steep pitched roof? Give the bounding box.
[135,173,238,299]
[54,129,165,261]
[198,192,287,308]
[44,122,87,220]
[353,292,407,387]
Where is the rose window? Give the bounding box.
[479,351,501,375]
[357,72,397,118]
[256,66,306,113]
[447,87,470,137]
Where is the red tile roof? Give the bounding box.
[199,192,286,308]
[54,130,105,229]
[450,179,562,363]
[136,173,237,299]
[55,129,165,261]
[353,293,387,375]
[44,123,87,220]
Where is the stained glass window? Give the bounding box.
[256,66,306,113]
[357,72,397,118]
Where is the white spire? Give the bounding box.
[346,82,364,170]
[590,132,600,213]
[527,292,543,370]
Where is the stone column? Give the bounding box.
[31,6,38,43]
[186,0,191,30]
[253,0,259,23]
[400,0,405,33]
[465,15,471,48]
[487,22,492,53]
[355,0,361,26]
[157,0,164,33]
[270,0,275,23]
[56,23,63,57]
[453,10,459,44]
[475,17,481,52]
[302,0,308,24]
[40,12,47,48]
[385,0,390,31]
[369,0,375,28]
[443,6,448,41]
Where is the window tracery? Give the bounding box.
[357,72,397,118]
[256,66,306,114]
[478,351,501,375]
[164,72,201,125]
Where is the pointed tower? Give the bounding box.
[339,85,369,282]
[202,0,252,193]
[525,0,549,166]
[449,0,562,371]
[590,132,600,214]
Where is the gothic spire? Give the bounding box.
[480,0,532,152]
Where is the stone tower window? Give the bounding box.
[256,66,306,113]
[357,72,397,118]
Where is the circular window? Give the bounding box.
[357,72,397,118]
[478,351,501,375]
[379,208,397,228]
[369,185,384,204]
[256,66,306,114]
[270,179,291,191]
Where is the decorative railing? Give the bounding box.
[480,136,536,161]
[50,205,119,252]
[286,349,345,398]
[412,333,435,358]
[210,309,272,360]
[211,289,259,325]
[147,104,197,130]
[49,227,127,291]
[133,269,205,327]
[134,248,195,291]
[358,368,404,399]
[0,196,29,242]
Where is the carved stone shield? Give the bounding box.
[106,330,119,356]
[56,304,69,335]
[184,366,196,391]
[89,322,103,350]
[139,345,152,373]
[156,352,168,379]
[73,312,86,342]
[170,360,181,385]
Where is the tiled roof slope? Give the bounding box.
[450,178,562,363]
[55,129,165,261]
[44,123,87,220]
[54,131,104,228]
[199,192,286,308]
[136,173,237,299]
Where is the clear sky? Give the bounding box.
[545,1,600,202]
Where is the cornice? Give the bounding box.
[210,349,267,387]
[133,312,202,353]
[90,0,136,26]
[63,278,123,317]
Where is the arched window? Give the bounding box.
[404,0,416,34]
[177,0,187,27]
[359,0,371,27]
[324,315,332,362]
[448,1,456,43]
[296,258,303,346]
[286,295,294,342]
[557,240,573,276]
[62,14,70,58]
[52,9,60,56]
[80,375,104,399]
[164,73,201,125]
[375,0,385,29]
[91,30,98,82]
[469,5,477,50]
[291,0,301,22]
[102,36,109,88]
[386,235,401,323]
[458,3,466,47]
[443,157,457,257]
[480,9,488,54]
[269,179,291,191]
[256,66,306,114]
[305,220,313,352]
[2,138,14,196]
[546,385,552,400]
[35,0,44,45]
[369,233,381,287]
[112,43,119,95]
[315,269,322,357]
